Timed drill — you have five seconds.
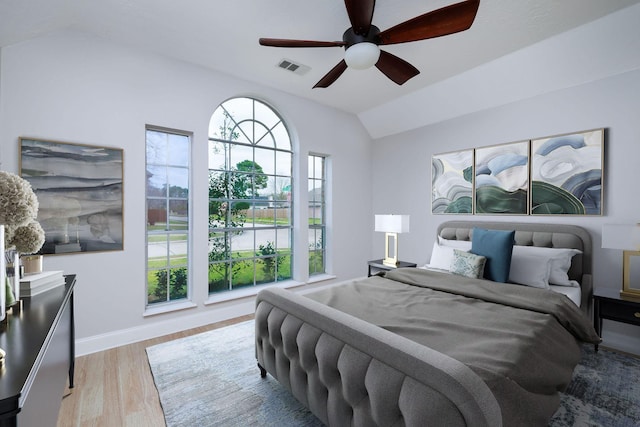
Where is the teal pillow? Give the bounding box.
[450,249,486,279]
[471,228,515,282]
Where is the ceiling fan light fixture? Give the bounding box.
[344,42,380,70]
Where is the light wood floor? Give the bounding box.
[56,314,254,427]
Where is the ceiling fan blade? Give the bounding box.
[313,60,348,88]
[259,38,345,48]
[378,0,480,45]
[344,0,376,36]
[375,50,420,85]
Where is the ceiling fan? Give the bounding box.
[259,0,480,88]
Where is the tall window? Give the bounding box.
[308,154,326,275]
[145,128,191,306]
[208,98,293,293]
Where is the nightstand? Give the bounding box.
[368,259,417,277]
[593,287,640,351]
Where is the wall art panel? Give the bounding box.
[475,141,529,215]
[20,138,124,254]
[431,149,473,214]
[530,129,604,215]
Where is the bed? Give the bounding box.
[255,221,601,426]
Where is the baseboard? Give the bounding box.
[75,299,255,356]
[600,320,640,356]
[74,278,352,356]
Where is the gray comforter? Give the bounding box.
[306,268,600,426]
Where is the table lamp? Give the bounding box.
[375,214,410,267]
[602,223,640,299]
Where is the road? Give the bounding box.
[147,226,316,258]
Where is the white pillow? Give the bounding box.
[509,252,553,289]
[438,236,472,250]
[427,242,458,271]
[511,246,582,287]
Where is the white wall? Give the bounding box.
[371,69,640,355]
[0,30,373,354]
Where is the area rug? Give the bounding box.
[147,320,640,427]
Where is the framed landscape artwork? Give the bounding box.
[530,129,604,215]
[431,149,473,214]
[20,138,124,254]
[474,141,529,215]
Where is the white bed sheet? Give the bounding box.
[420,266,581,307]
[549,284,582,307]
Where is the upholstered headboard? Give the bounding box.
[436,221,593,316]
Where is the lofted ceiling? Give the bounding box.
[1,0,639,115]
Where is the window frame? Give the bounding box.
[308,153,327,276]
[207,97,294,294]
[145,126,193,311]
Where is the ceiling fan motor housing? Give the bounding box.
[342,25,381,49]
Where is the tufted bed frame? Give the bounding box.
[254,221,593,426]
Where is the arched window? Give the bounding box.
[208,98,293,292]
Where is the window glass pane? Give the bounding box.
[233,259,255,288]
[254,121,275,148]
[256,257,275,284]
[146,131,167,164]
[147,270,165,304]
[309,206,321,226]
[147,199,167,228]
[167,266,188,300]
[167,134,189,167]
[237,120,254,145]
[255,147,275,175]
[208,140,228,170]
[222,98,252,121]
[232,229,254,257]
[230,144,254,170]
[254,100,280,130]
[275,203,291,226]
[209,108,236,140]
[146,165,166,196]
[256,229,277,254]
[168,201,188,230]
[209,170,230,202]
[209,231,231,261]
[208,262,231,293]
[276,177,292,202]
[271,122,291,150]
[167,167,188,197]
[148,234,168,268]
[277,228,292,251]
[275,150,292,176]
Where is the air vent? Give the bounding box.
[277,59,310,76]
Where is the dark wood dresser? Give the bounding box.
[0,275,75,427]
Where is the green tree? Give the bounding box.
[153,268,187,301]
[257,241,284,282]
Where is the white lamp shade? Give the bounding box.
[344,42,380,70]
[375,215,410,233]
[602,223,640,250]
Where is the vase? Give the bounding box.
[5,248,20,307]
[22,255,43,275]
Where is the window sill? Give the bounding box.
[205,275,336,305]
[307,273,337,284]
[143,300,198,317]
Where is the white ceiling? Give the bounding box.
[1,0,639,115]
